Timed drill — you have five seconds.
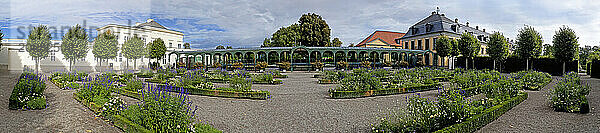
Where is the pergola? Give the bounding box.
[168,46,435,71]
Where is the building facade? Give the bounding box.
[396,10,491,67]
[356,30,405,48]
[0,19,186,72]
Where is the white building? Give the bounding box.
[0,19,187,72]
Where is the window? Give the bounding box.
[51,56,55,61]
[426,24,433,32]
[417,40,422,50]
[425,39,430,50]
[169,43,173,48]
[451,25,457,32]
[433,38,438,50]
[404,42,409,49]
[119,58,122,62]
[411,41,415,49]
[178,44,181,49]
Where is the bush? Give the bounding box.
[312,61,324,70]
[279,62,291,70]
[125,79,144,92]
[26,97,46,110]
[337,61,348,69]
[361,61,372,68]
[550,72,590,113]
[232,62,243,69]
[255,61,268,70]
[229,70,252,91]
[9,72,46,110]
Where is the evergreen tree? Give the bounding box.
[516,26,543,70]
[61,24,89,71]
[26,25,52,73]
[552,25,579,74]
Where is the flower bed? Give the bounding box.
[513,70,552,90]
[434,92,528,133]
[329,83,439,99]
[9,71,47,110]
[550,72,590,113]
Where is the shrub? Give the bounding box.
[361,61,372,68]
[312,61,324,70]
[125,79,144,92]
[195,123,222,133]
[9,72,46,110]
[213,62,222,68]
[398,61,409,68]
[255,62,268,70]
[230,70,252,91]
[383,61,392,67]
[279,62,291,70]
[232,62,243,69]
[75,75,116,105]
[550,72,590,113]
[26,97,46,110]
[337,61,348,70]
[336,72,381,91]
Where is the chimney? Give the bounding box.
[483,29,486,32]
[476,26,479,30]
[466,22,469,26]
[455,18,458,23]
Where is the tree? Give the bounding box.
[487,32,509,71]
[93,30,118,68]
[262,38,271,47]
[27,25,52,73]
[183,43,190,49]
[270,24,300,47]
[329,38,342,47]
[216,45,225,49]
[553,25,579,75]
[435,35,452,67]
[516,26,543,70]
[449,39,460,69]
[148,38,166,66]
[61,24,89,71]
[457,33,480,69]
[299,13,331,47]
[0,28,3,48]
[542,44,554,57]
[122,35,146,70]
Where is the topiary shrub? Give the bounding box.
[26,97,46,110]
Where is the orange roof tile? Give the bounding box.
[356,31,405,47]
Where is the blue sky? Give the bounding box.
[1,0,599,49]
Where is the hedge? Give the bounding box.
[434,92,528,133]
[183,86,271,100]
[455,57,577,76]
[329,83,439,99]
[591,60,600,78]
[74,92,152,133]
[117,89,143,100]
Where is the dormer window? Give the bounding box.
[411,27,419,34]
[426,24,433,32]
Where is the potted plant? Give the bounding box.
[337,61,348,71]
[383,61,392,69]
[255,62,268,72]
[233,62,244,70]
[279,62,291,72]
[361,61,372,69]
[312,61,324,71]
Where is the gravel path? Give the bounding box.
[191,72,439,133]
[0,70,121,133]
[476,75,600,132]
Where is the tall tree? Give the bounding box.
[216,45,225,49]
[183,43,190,49]
[299,13,331,47]
[487,32,509,71]
[148,38,166,66]
[122,35,146,70]
[26,25,52,73]
[516,26,543,70]
[61,24,89,71]
[552,25,579,75]
[93,30,118,69]
[542,44,554,57]
[457,33,480,69]
[330,38,342,47]
[435,35,452,67]
[262,38,271,47]
[271,24,300,47]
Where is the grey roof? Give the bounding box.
[134,20,167,29]
[399,12,491,41]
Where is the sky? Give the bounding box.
[1,0,599,49]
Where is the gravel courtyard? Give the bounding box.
[1,70,599,132]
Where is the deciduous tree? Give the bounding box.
[457,33,480,69]
[299,13,331,47]
[553,25,579,74]
[487,32,509,71]
[122,35,146,70]
[93,30,118,68]
[148,38,166,65]
[435,35,452,67]
[61,24,89,71]
[27,25,52,73]
[516,26,543,70]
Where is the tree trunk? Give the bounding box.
[134,59,137,70]
[35,58,39,73]
[493,60,496,71]
[70,59,73,72]
[465,58,468,69]
[526,58,529,71]
[563,62,566,75]
[472,58,475,69]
